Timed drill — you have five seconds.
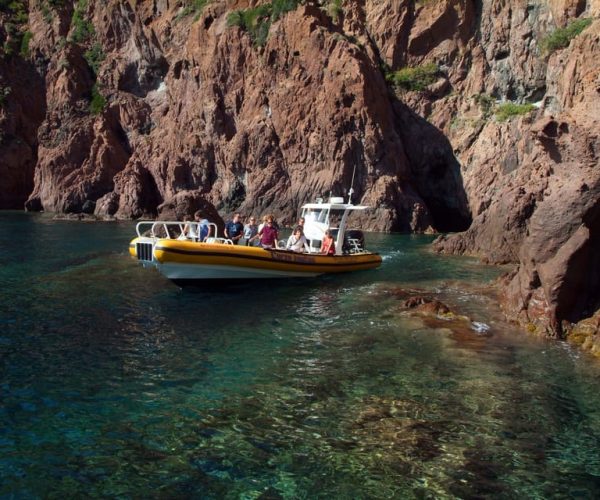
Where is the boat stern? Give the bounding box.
[130,236,157,266]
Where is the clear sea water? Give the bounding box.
[1,212,600,498]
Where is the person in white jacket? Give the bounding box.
[286,226,310,253]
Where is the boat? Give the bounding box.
[129,196,382,285]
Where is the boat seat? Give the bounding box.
[205,237,233,245]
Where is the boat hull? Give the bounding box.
[129,237,381,282]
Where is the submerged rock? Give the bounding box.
[400,295,474,324]
[565,311,600,357]
[351,396,444,462]
[402,296,452,316]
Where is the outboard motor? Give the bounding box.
[343,230,365,254]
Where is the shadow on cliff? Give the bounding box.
[556,196,600,324]
[0,56,47,209]
[391,99,471,233]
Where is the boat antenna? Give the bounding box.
[348,162,357,204]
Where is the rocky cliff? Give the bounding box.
[0,0,471,232]
[428,0,600,338]
[0,0,599,338]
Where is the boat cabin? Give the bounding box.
[301,197,369,255]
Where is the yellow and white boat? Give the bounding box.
[129,197,382,285]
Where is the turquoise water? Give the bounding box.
[1,212,600,498]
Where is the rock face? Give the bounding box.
[0,53,45,208]
[432,8,600,335]
[1,0,599,335]
[1,0,470,233]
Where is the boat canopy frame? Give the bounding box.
[300,197,370,256]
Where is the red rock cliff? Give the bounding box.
[427,0,600,336]
[1,0,470,232]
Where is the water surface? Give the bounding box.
[1,212,600,498]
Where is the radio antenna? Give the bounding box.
[348,162,357,204]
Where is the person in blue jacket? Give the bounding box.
[225,213,244,244]
[185,211,211,242]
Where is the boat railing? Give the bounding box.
[135,221,219,241]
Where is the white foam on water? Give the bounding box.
[382,250,404,261]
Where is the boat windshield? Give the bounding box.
[303,208,328,224]
[328,209,344,229]
[301,207,348,246]
[302,208,327,242]
[301,208,346,227]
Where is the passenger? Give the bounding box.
[186,217,197,240]
[188,210,211,242]
[244,216,259,246]
[269,214,280,231]
[257,215,279,249]
[320,229,336,255]
[183,210,210,241]
[257,215,268,234]
[179,216,191,240]
[286,226,309,253]
[224,212,244,245]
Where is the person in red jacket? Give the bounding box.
[320,229,335,255]
[257,215,279,249]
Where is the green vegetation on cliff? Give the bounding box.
[451,95,536,128]
[325,0,343,22]
[227,0,300,46]
[89,84,106,115]
[65,0,107,113]
[473,93,495,119]
[226,0,344,46]
[0,0,28,58]
[386,63,438,91]
[175,0,210,22]
[84,42,105,77]
[70,0,93,43]
[0,0,27,22]
[41,0,66,23]
[19,30,32,57]
[541,17,593,54]
[495,102,535,121]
